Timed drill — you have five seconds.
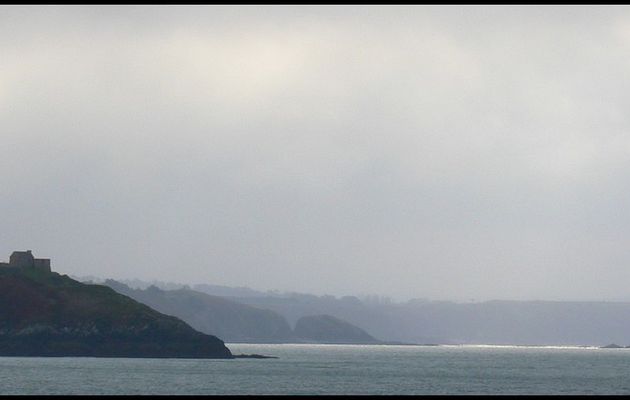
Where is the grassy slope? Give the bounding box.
[0,267,232,358]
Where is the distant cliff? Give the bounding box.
[83,274,630,346]
[103,281,386,344]
[0,267,232,358]
[294,314,380,344]
[104,281,294,343]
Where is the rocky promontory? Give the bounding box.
[293,314,381,344]
[0,259,232,358]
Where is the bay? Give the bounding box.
[1,343,630,395]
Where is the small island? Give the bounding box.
[600,343,628,349]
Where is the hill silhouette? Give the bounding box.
[0,266,232,358]
[104,280,294,343]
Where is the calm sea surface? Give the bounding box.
[1,343,630,395]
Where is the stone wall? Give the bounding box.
[33,258,51,272]
[9,251,35,268]
[1,251,52,272]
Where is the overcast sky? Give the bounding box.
[2,5,630,301]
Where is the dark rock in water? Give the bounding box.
[378,340,419,345]
[294,314,380,344]
[0,265,232,358]
[233,353,278,359]
[601,343,625,349]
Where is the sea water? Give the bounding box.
[1,343,630,395]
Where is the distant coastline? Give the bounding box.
[227,342,625,350]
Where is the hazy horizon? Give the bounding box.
[70,272,630,304]
[3,5,630,302]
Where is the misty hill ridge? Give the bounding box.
[228,293,630,346]
[103,281,382,344]
[0,261,232,358]
[294,314,379,344]
[104,280,294,342]
[95,277,630,346]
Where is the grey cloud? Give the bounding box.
[2,6,630,301]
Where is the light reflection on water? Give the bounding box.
[1,343,630,394]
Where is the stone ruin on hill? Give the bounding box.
[0,250,51,272]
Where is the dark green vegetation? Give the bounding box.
[0,267,232,358]
[293,315,379,344]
